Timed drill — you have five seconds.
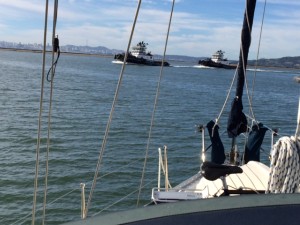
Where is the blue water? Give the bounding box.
[0,50,299,224]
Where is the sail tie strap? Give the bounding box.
[207,120,226,164]
[266,136,300,193]
[243,123,268,163]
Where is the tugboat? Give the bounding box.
[198,50,236,69]
[112,41,170,66]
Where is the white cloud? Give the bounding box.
[0,0,299,58]
[0,0,44,13]
[262,0,300,6]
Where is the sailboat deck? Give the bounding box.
[153,161,270,202]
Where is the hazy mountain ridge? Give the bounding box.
[247,57,300,69]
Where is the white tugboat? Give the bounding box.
[198,50,236,69]
[112,41,170,66]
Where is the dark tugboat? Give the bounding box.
[112,41,170,66]
[198,50,236,69]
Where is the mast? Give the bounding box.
[227,0,257,139]
[236,0,256,99]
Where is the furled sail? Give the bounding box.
[227,0,256,138]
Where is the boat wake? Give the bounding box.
[193,65,214,69]
[111,60,124,64]
[247,68,300,74]
[168,65,215,68]
[170,65,194,68]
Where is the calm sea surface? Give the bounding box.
[0,50,299,224]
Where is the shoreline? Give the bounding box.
[0,47,114,58]
[1,47,300,70]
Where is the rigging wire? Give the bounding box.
[239,0,267,163]
[215,1,253,126]
[239,0,266,125]
[10,152,157,225]
[238,1,253,164]
[213,0,258,165]
[243,0,256,122]
[84,0,142,218]
[216,1,264,127]
[14,140,200,224]
[42,0,59,224]
[29,0,266,223]
[215,65,239,125]
[136,0,176,206]
[31,0,49,224]
[249,0,267,115]
[92,179,156,217]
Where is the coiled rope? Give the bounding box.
[267,136,300,193]
[267,80,300,193]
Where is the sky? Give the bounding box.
[0,0,300,59]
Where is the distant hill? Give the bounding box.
[247,57,300,69]
[61,45,121,55]
[229,56,300,69]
